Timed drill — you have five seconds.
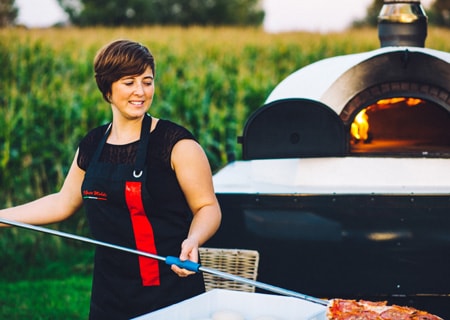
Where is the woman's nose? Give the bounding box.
[134,83,145,95]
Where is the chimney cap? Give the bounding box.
[378,1,427,24]
[378,0,428,47]
[384,0,421,2]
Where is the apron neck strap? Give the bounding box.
[90,123,112,165]
[133,114,152,179]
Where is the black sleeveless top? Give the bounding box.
[78,117,205,319]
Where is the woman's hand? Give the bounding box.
[171,237,199,277]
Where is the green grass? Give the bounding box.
[0,276,91,319]
[0,225,94,319]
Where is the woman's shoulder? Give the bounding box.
[79,124,110,148]
[154,119,196,142]
[150,119,197,165]
[77,123,110,170]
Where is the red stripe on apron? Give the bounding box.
[125,181,160,286]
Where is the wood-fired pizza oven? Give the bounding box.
[208,1,450,318]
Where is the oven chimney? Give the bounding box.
[378,0,428,47]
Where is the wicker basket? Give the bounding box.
[198,247,260,293]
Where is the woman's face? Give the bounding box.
[109,66,155,120]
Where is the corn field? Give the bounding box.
[0,26,449,279]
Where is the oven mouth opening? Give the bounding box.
[349,96,450,157]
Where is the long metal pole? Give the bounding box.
[0,217,166,262]
[0,217,328,306]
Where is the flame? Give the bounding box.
[377,97,405,106]
[350,97,424,143]
[405,97,422,106]
[374,97,423,108]
[350,109,369,142]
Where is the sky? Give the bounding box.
[15,0,434,33]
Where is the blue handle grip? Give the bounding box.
[165,256,200,272]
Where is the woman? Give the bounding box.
[0,39,222,319]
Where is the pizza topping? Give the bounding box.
[327,299,443,320]
[380,307,414,320]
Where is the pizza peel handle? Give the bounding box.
[0,217,328,306]
[165,256,200,272]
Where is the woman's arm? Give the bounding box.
[0,150,85,226]
[170,139,222,276]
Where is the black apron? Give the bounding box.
[81,115,204,319]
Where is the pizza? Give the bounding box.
[327,298,443,320]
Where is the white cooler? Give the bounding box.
[134,289,327,320]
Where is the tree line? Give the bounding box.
[1,0,264,27]
[1,0,449,29]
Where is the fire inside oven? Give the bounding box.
[349,95,450,157]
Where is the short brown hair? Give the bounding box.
[94,40,155,102]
